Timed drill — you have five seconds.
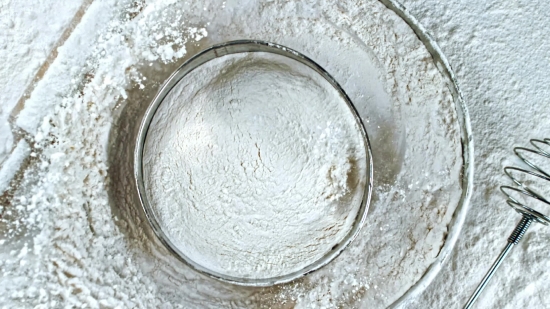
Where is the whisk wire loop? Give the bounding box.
[530,138,550,157]
[500,139,550,225]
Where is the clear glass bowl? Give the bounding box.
[133,40,374,286]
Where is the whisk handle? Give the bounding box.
[463,216,532,309]
[508,216,532,244]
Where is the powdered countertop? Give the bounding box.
[399,1,550,308]
[1,0,550,308]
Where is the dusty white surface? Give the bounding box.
[398,0,550,308]
[0,0,87,164]
[0,0,549,308]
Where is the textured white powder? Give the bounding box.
[143,52,367,279]
[0,0,476,308]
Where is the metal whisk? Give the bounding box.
[464,138,550,308]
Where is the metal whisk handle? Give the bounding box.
[508,216,532,244]
[464,216,533,309]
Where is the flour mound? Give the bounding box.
[143,52,368,279]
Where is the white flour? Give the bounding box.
[142,52,367,279]
[396,1,550,308]
[0,0,466,308]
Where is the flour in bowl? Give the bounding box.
[142,52,368,279]
[0,0,466,307]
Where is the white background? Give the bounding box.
[399,1,550,308]
[1,0,549,308]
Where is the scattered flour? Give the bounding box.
[1,0,209,307]
[142,52,367,279]
[0,139,30,194]
[0,0,467,308]
[395,1,550,308]
[0,0,87,165]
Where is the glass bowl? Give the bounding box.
[133,40,374,287]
